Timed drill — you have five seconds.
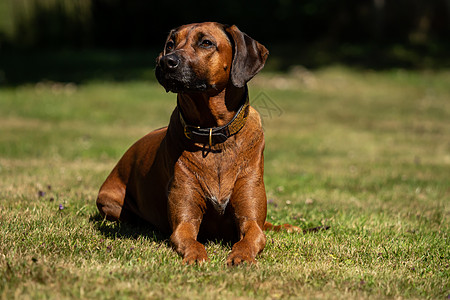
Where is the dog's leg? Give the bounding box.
[170,220,208,264]
[227,218,266,266]
[226,179,267,266]
[168,185,208,264]
[96,167,131,222]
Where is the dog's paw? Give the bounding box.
[182,243,208,265]
[226,250,256,266]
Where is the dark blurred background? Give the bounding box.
[0,0,449,85]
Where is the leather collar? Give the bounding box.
[178,88,249,147]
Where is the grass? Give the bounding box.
[0,65,449,299]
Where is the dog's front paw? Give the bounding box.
[226,243,257,266]
[182,243,208,265]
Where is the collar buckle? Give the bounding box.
[209,128,213,147]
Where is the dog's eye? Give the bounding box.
[166,41,174,51]
[200,39,214,48]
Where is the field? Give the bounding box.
[0,64,449,299]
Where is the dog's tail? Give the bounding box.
[263,221,330,233]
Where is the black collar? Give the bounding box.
[178,88,250,147]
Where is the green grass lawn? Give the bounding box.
[0,66,449,299]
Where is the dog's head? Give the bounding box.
[155,22,268,94]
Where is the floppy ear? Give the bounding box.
[225,25,269,88]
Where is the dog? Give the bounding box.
[96,22,299,265]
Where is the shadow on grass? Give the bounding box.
[89,212,239,249]
[89,212,168,244]
[89,213,234,248]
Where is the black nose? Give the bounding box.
[160,54,180,71]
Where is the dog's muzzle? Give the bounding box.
[156,54,208,93]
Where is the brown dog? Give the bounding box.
[96,22,296,265]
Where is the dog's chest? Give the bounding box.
[182,148,243,207]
